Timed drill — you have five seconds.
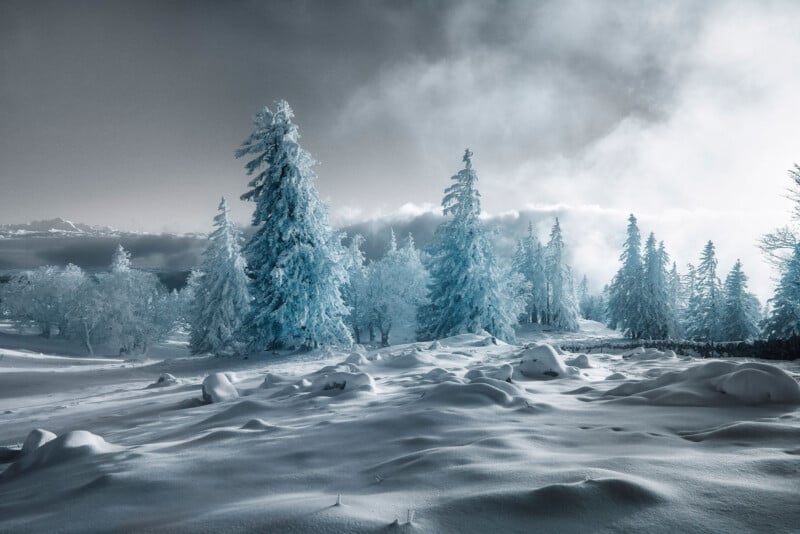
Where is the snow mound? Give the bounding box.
[606,361,800,406]
[478,335,499,346]
[3,431,122,479]
[438,475,664,521]
[421,379,524,407]
[147,373,178,388]
[241,418,277,431]
[421,367,460,383]
[428,340,443,350]
[202,373,240,403]
[380,350,432,369]
[565,354,592,369]
[681,421,800,444]
[310,371,376,395]
[517,344,570,379]
[313,362,363,375]
[465,363,515,382]
[344,352,369,366]
[260,372,289,388]
[21,428,56,454]
[605,372,627,381]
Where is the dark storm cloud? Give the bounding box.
[0,0,706,233]
[1,0,799,301]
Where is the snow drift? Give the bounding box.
[605,361,800,406]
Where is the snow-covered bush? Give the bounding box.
[1,247,179,355]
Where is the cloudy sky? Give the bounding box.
[1,0,799,299]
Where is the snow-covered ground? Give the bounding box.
[1,320,798,533]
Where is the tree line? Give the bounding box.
[2,99,798,355]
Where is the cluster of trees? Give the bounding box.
[188,112,552,352]
[605,214,761,342]
[4,99,799,354]
[511,221,580,332]
[0,246,181,354]
[343,231,429,346]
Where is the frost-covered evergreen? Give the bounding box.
[511,222,547,324]
[418,149,517,342]
[684,241,724,342]
[763,243,800,340]
[368,231,430,346]
[237,100,350,349]
[577,275,606,322]
[342,234,372,344]
[607,214,645,338]
[720,260,761,341]
[666,261,684,337]
[187,198,251,355]
[640,235,677,339]
[544,218,579,331]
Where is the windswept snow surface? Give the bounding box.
[0,320,798,533]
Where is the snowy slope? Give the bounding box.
[0,321,798,533]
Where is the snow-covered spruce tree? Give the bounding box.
[763,243,800,340]
[684,241,724,342]
[368,231,430,346]
[544,218,579,331]
[720,259,761,341]
[187,197,251,356]
[511,222,547,324]
[607,214,645,338]
[666,261,684,337]
[577,275,606,322]
[640,235,677,339]
[236,100,350,350]
[341,234,372,344]
[418,149,517,342]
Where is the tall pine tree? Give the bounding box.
[763,243,800,340]
[685,241,724,341]
[721,259,761,341]
[607,214,645,338]
[237,100,350,349]
[640,235,676,339]
[187,197,251,355]
[418,149,516,342]
[545,218,579,331]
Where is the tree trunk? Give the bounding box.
[82,320,94,356]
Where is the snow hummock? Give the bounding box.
[201,372,239,403]
[147,373,178,388]
[21,428,56,454]
[3,430,121,479]
[310,371,376,395]
[517,344,570,378]
[566,354,593,369]
[605,361,800,406]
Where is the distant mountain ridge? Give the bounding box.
[0,217,123,238]
[0,218,209,239]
